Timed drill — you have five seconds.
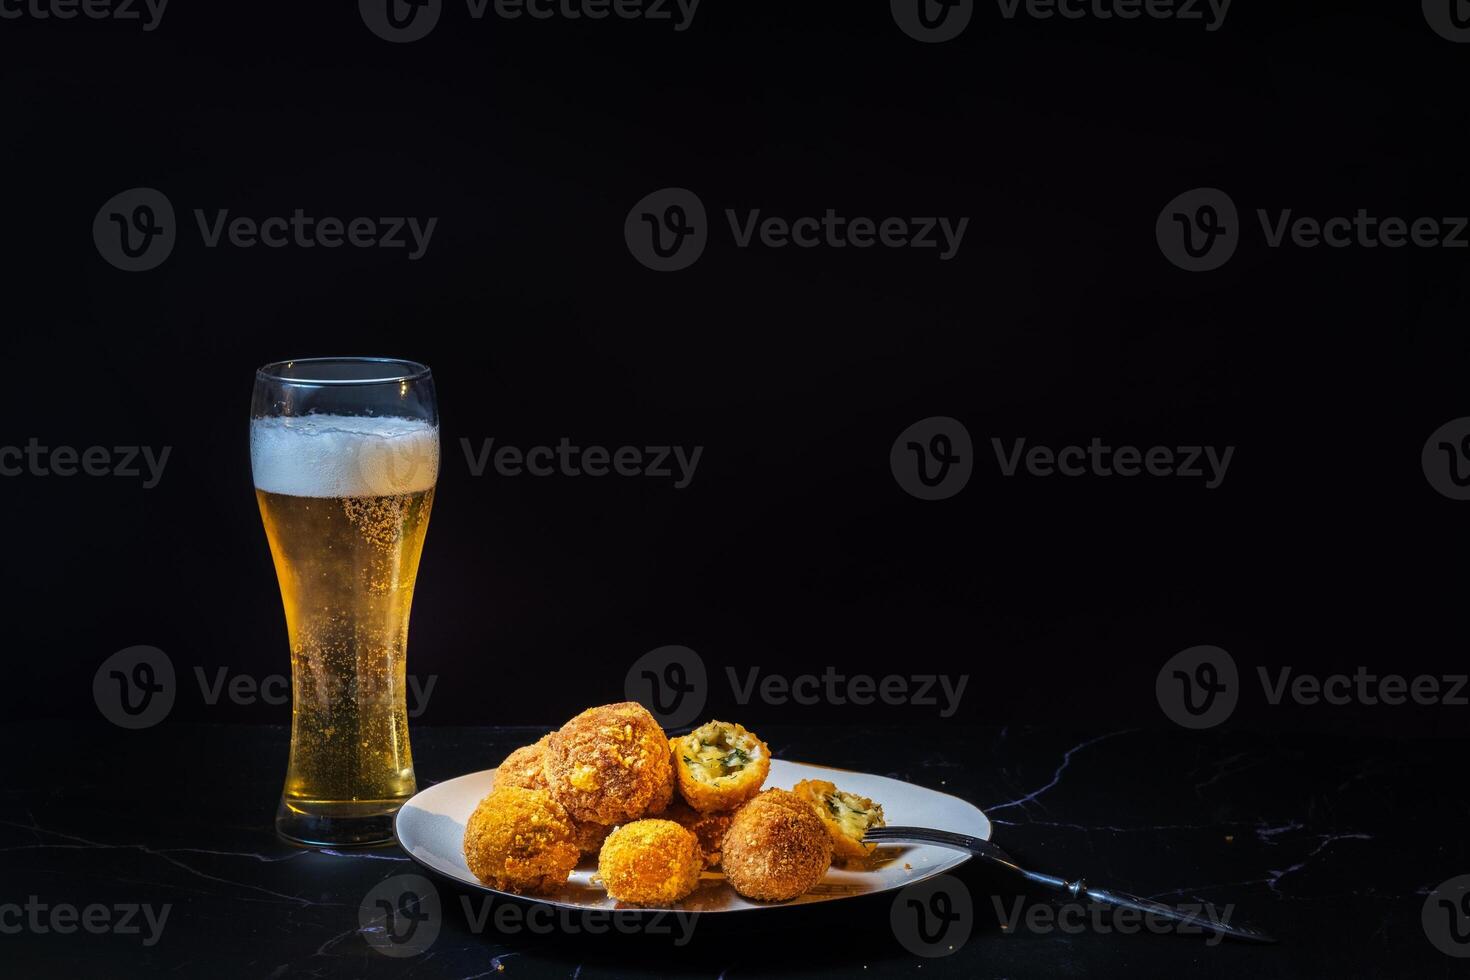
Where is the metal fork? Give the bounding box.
[864,826,1276,944]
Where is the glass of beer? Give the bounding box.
[250,358,439,846]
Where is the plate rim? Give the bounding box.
[393,759,990,915]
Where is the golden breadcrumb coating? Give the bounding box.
[661,800,733,868]
[462,786,580,894]
[570,818,613,856]
[792,778,886,863]
[648,747,675,814]
[597,819,703,906]
[721,789,832,901]
[494,734,553,791]
[544,702,674,824]
[671,720,770,813]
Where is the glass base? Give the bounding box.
[275,796,406,847]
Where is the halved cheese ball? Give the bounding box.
[671,721,770,813]
[792,778,886,863]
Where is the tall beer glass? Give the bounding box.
[250,358,439,846]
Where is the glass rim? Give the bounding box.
[255,357,432,387]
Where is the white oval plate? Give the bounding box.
[395,759,990,913]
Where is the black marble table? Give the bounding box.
[5,722,1465,978]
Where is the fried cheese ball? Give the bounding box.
[597,819,703,906]
[792,779,886,864]
[570,818,614,856]
[661,800,734,868]
[721,789,832,901]
[544,702,674,825]
[494,734,552,791]
[462,786,580,894]
[648,748,675,814]
[671,720,770,813]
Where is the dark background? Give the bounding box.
[2,1,1467,738]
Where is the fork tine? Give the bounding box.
[862,826,989,849]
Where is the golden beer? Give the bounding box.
[251,410,438,844]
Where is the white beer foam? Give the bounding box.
[251,414,439,497]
